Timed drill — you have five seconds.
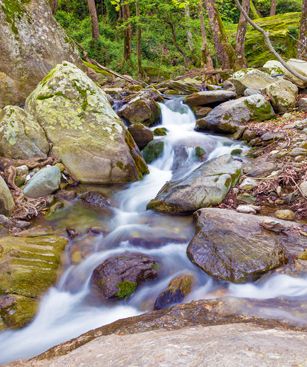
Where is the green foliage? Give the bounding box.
[116,280,137,298]
[254,0,302,16]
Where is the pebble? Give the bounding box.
[236,205,260,214]
[299,181,307,197]
[239,177,258,191]
[274,209,296,221]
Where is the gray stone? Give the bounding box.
[265,79,298,113]
[23,166,61,198]
[0,106,49,159]
[147,155,242,214]
[184,90,236,107]
[26,62,148,184]
[298,97,307,112]
[0,176,15,215]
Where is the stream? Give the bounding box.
[1,98,307,365]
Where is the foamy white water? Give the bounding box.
[0,98,306,365]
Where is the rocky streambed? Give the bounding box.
[0,60,306,365]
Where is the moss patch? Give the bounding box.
[116,280,137,299]
[1,0,31,35]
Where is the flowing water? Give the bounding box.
[1,98,307,364]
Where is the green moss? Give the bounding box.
[153,127,168,136]
[41,68,57,86]
[244,99,274,121]
[115,280,137,299]
[1,0,30,35]
[195,146,206,159]
[142,140,164,164]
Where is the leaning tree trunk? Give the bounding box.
[235,0,250,68]
[87,0,100,41]
[135,0,143,76]
[50,0,58,14]
[199,0,213,70]
[204,0,235,69]
[250,0,261,18]
[298,0,307,60]
[166,20,191,68]
[270,0,277,16]
[185,5,194,52]
[122,1,132,63]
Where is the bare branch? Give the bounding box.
[234,0,307,83]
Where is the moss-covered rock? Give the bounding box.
[0,234,67,329]
[0,0,81,107]
[128,123,153,150]
[265,79,298,113]
[0,106,49,159]
[26,62,148,184]
[142,140,165,164]
[153,127,168,136]
[0,176,15,215]
[147,154,242,215]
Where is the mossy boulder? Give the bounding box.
[147,155,242,215]
[91,252,159,300]
[0,234,67,329]
[157,78,202,95]
[265,79,298,113]
[154,273,194,310]
[199,94,275,135]
[186,208,300,283]
[26,62,148,184]
[184,90,236,107]
[153,127,168,136]
[142,140,165,164]
[0,176,15,215]
[0,106,49,159]
[0,0,81,107]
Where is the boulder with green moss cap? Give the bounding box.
[26,62,148,184]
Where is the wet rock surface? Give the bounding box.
[128,123,154,149]
[91,252,159,300]
[184,90,236,107]
[187,208,306,283]
[148,155,242,214]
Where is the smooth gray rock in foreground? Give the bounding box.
[147,155,242,214]
[13,323,307,367]
[23,166,61,198]
[187,208,306,283]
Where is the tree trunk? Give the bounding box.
[167,20,191,68]
[135,0,143,76]
[250,0,260,18]
[298,0,307,60]
[270,0,277,16]
[50,0,58,14]
[199,0,213,70]
[122,1,132,62]
[87,0,100,41]
[235,0,250,68]
[185,5,194,52]
[204,0,235,69]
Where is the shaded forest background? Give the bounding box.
[53,0,303,79]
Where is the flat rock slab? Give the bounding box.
[184,90,236,107]
[12,323,307,367]
[187,208,306,283]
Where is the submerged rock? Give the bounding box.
[128,123,154,149]
[91,252,159,300]
[154,273,194,310]
[147,155,242,214]
[184,90,236,107]
[23,166,61,198]
[0,106,49,159]
[187,208,294,283]
[118,95,161,126]
[0,235,67,329]
[26,62,148,184]
[142,140,164,164]
[197,94,275,135]
[0,176,15,215]
[0,0,81,107]
[79,191,111,210]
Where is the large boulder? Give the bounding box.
[184,90,236,107]
[0,106,49,159]
[0,176,15,215]
[263,59,307,88]
[186,208,307,283]
[26,62,148,184]
[118,95,161,127]
[91,252,159,300]
[147,155,242,214]
[0,0,81,107]
[128,123,153,150]
[0,235,67,329]
[196,94,275,135]
[229,69,275,96]
[265,79,298,113]
[23,165,61,198]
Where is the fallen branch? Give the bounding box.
[234,0,307,83]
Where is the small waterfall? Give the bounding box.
[0,98,306,364]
